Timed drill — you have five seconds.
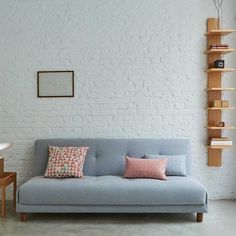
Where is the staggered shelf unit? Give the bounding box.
[205,18,235,166]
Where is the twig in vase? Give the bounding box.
[213,0,224,28]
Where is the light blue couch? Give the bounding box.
[16,138,208,222]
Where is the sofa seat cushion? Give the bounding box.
[18,176,207,206]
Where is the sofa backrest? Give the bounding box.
[33,138,192,176]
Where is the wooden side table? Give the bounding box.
[0,172,17,218]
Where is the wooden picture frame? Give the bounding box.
[37,71,74,98]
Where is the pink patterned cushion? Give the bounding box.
[124,156,167,180]
[44,146,89,178]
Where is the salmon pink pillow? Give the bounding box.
[124,156,167,180]
[44,146,89,178]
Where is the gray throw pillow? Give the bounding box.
[145,154,187,176]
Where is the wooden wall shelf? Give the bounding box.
[205,49,234,54]
[207,145,233,149]
[207,88,235,91]
[208,107,235,110]
[207,68,235,73]
[207,126,235,130]
[205,18,234,167]
[205,29,235,36]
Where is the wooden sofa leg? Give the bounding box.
[196,213,203,222]
[20,213,28,222]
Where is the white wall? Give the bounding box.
[0,0,236,199]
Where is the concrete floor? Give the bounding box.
[0,200,236,236]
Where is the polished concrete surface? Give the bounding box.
[0,200,236,236]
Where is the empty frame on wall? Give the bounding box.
[37,71,74,98]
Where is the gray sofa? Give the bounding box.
[16,138,208,222]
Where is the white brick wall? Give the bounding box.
[0,0,236,199]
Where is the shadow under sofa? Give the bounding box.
[16,138,208,222]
